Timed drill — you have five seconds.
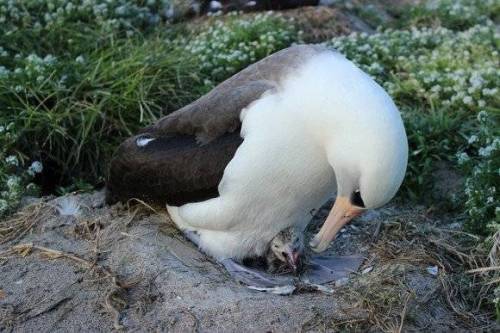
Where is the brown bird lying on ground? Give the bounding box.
[266,227,304,274]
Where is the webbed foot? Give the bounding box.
[303,255,364,284]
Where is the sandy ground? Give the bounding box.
[1,190,485,332]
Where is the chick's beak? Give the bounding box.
[310,196,363,253]
[284,247,300,272]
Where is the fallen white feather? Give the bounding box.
[247,285,296,295]
[55,196,81,217]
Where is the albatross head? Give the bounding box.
[310,102,409,253]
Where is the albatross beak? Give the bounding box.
[310,196,363,253]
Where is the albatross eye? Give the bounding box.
[351,190,365,208]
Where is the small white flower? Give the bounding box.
[0,199,8,213]
[5,155,19,166]
[479,145,494,157]
[6,176,20,189]
[482,88,498,96]
[477,111,488,122]
[55,196,81,217]
[75,55,85,64]
[431,85,441,93]
[28,161,43,175]
[457,152,470,165]
[462,96,473,105]
[115,5,127,16]
[43,54,56,64]
[468,135,478,144]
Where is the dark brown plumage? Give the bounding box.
[106,132,242,205]
[106,45,328,205]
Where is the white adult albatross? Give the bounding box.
[107,45,408,265]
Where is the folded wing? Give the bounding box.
[106,45,329,205]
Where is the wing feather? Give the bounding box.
[106,45,329,205]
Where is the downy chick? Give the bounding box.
[266,226,304,274]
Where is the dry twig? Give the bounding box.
[398,292,413,333]
[0,202,53,244]
[2,243,141,330]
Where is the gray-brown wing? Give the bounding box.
[146,44,329,144]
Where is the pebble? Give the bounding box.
[361,266,373,274]
[335,277,349,287]
[357,210,381,222]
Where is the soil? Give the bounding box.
[0,191,485,332]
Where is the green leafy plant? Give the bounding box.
[183,11,300,84]
[0,38,206,183]
[402,108,466,200]
[0,6,300,189]
[457,111,499,235]
[0,122,42,217]
[328,24,499,202]
[397,0,499,30]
